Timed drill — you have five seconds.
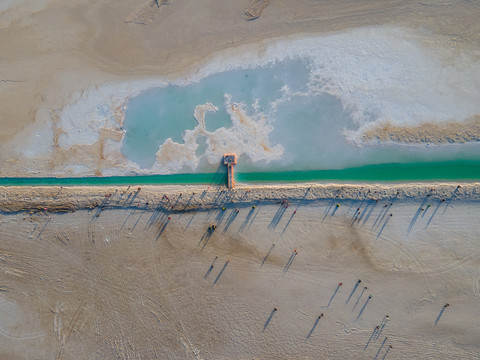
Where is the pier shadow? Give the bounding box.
[261,244,275,266]
[328,283,342,307]
[306,314,323,338]
[346,280,361,305]
[263,308,277,332]
[213,260,229,285]
[356,295,372,321]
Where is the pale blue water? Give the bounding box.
[122,58,480,174]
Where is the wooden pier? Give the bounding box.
[224,154,237,189]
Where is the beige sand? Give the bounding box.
[1,183,480,358]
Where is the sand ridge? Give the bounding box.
[0,182,478,213]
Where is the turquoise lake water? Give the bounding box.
[121,58,480,178]
[1,160,479,186]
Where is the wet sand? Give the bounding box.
[1,183,480,358]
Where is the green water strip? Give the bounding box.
[0,160,479,186]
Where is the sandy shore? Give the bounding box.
[1,183,480,358]
[0,182,478,213]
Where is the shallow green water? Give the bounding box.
[1,160,479,186]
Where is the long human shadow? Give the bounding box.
[360,201,378,226]
[374,316,389,341]
[372,203,390,230]
[328,283,342,307]
[306,314,323,338]
[155,216,170,241]
[407,197,429,233]
[293,187,311,213]
[131,211,145,230]
[364,325,379,350]
[213,260,229,285]
[146,201,167,229]
[352,286,367,311]
[223,209,239,232]
[263,308,277,332]
[182,193,196,212]
[204,256,218,279]
[261,244,275,266]
[425,200,442,228]
[282,212,296,235]
[283,251,297,276]
[247,204,262,231]
[331,204,340,216]
[213,208,227,227]
[373,337,388,360]
[198,228,215,249]
[377,216,391,239]
[37,216,52,239]
[356,295,372,321]
[381,345,392,360]
[238,207,255,232]
[183,214,195,232]
[346,280,361,304]
[323,199,336,220]
[434,305,447,326]
[269,204,288,230]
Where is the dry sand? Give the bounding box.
[1,183,480,359]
